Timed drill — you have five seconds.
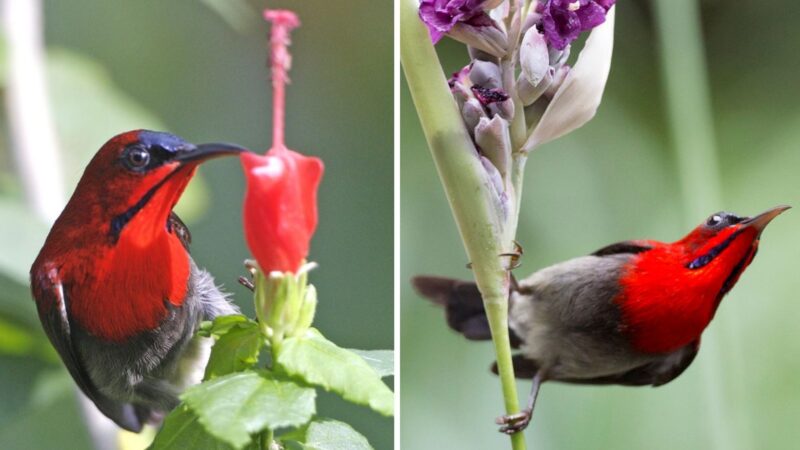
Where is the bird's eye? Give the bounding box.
[123,147,151,170]
[706,214,722,226]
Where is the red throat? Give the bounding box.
[55,166,197,341]
[616,228,758,354]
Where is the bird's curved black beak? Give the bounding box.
[741,205,790,233]
[173,142,249,165]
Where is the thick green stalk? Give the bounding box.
[653,1,751,449]
[401,0,525,448]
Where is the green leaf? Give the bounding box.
[302,419,374,450]
[347,349,394,378]
[0,317,43,357]
[0,199,49,284]
[202,316,262,379]
[0,270,39,330]
[181,371,316,449]
[150,405,239,450]
[276,330,394,416]
[198,315,257,337]
[284,419,373,450]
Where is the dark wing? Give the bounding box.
[32,267,144,432]
[561,340,700,387]
[592,240,655,257]
[412,276,522,347]
[168,212,192,251]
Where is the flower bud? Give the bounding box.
[549,45,571,67]
[469,60,503,88]
[488,98,514,121]
[449,19,509,58]
[517,69,553,106]
[520,27,549,87]
[241,148,324,274]
[462,98,488,132]
[523,6,616,152]
[543,64,570,99]
[475,115,511,179]
[295,284,318,336]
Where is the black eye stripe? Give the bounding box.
[687,228,745,269]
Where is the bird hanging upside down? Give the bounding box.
[30,130,247,432]
[413,206,789,434]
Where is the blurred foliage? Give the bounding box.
[402,1,800,449]
[154,314,391,449]
[0,0,392,448]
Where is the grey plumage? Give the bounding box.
[34,259,238,432]
[413,248,698,388]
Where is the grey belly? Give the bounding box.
[508,255,658,380]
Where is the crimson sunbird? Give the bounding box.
[30,130,247,432]
[414,206,789,433]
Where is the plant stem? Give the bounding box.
[261,428,274,449]
[401,1,525,449]
[652,1,751,449]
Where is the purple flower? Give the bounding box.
[538,0,615,50]
[419,0,493,43]
[470,86,510,106]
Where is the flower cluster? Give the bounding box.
[420,0,616,159]
[539,0,615,50]
[419,0,508,57]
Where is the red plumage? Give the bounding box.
[30,130,246,431]
[414,206,789,434]
[618,224,761,353]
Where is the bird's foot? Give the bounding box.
[495,408,532,435]
[238,259,258,291]
[499,240,524,270]
[466,241,525,271]
[238,276,255,292]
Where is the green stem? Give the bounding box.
[653,1,751,450]
[261,428,274,449]
[401,1,525,449]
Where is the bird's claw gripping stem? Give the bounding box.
[467,240,525,270]
[496,409,532,434]
[239,259,258,291]
[238,276,255,292]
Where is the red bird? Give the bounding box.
[30,130,246,432]
[413,206,789,433]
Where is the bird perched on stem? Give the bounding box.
[30,130,246,432]
[413,206,789,434]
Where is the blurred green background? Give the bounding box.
[0,0,392,448]
[402,1,800,449]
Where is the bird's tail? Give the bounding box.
[411,276,522,348]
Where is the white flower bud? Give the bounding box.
[523,6,616,152]
[462,98,488,132]
[520,27,549,87]
[543,65,570,99]
[469,60,503,88]
[517,69,553,106]
[475,115,511,179]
